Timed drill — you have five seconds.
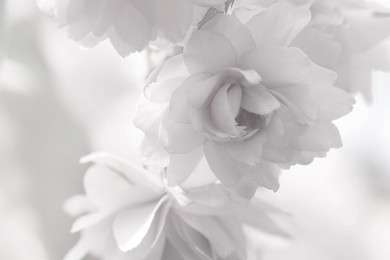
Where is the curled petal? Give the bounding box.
[113,196,170,252]
[210,84,242,135]
[241,84,280,115]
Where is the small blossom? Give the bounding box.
[64,153,287,260]
[292,0,390,101]
[135,2,355,198]
[39,0,229,57]
[232,0,390,100]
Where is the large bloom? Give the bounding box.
[39,0,229,56]
[135,2,355,198]
[65,153,287,260]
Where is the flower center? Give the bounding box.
[235,109,266,139]
[205,83,268,142]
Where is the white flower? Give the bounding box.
[40,0,229,57]
[135,2,355,198]
[233,0,390,100]
[64,153,286,260]
[292,0,390,101]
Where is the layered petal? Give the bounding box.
[167,147,204,185]
[65,153,287,260]
[47,0,227,56]
[246,1,311,47]
[239,47,312,87]
[184,30,237,74]
[113,196,170,252]
[160,111,205,154]
[241,84,280,115]
[204,140,244,186]
[134,1,356,195]
[203,13,256,58]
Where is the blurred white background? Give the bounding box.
[0,1,389,260]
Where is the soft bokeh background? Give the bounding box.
[0,1,389,260]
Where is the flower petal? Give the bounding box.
[93,0,126,37]
[160,111,205,154]
[146,54,190,103]
[113,196,170,252]
[180,156,219,190]
[294,122,343,153]
[220,132,265,165]
[232,178,258,199]
[210,84,242,135]
[167,147,204,186]
[64,236,88,260]
[203,13,256,58]
[242,84,280,115]
[134,94,168,133]
[81,152,163,190]
[343,13,390,53]
[204,141,244,186]
[239,47,312,88]
[184,30,237,74]
[246,2,311,47]
[66,219,115,260]
[185,184,231,208]
[82,164,129,208]
[178,213,239,258]
[152,0,193,42]
[140,115,171,168]
[110,4,152,56]
[169,85,191,124]
[185,72,223,109]
[165,215,205,260]
[71,186,163,233]
[233,198,291,237]
[313,87,355,122]
[292,28,342,68]
[249,161,280,192]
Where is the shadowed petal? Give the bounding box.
[113,196,170,252]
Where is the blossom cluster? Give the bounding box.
[64,153,287,260]
[38,0,390,259]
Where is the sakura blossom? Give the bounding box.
[294,0,390,101]
[232,0,390,100]
[65,153,287,260]
[135,2,355,198]
[38,0,229,57]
